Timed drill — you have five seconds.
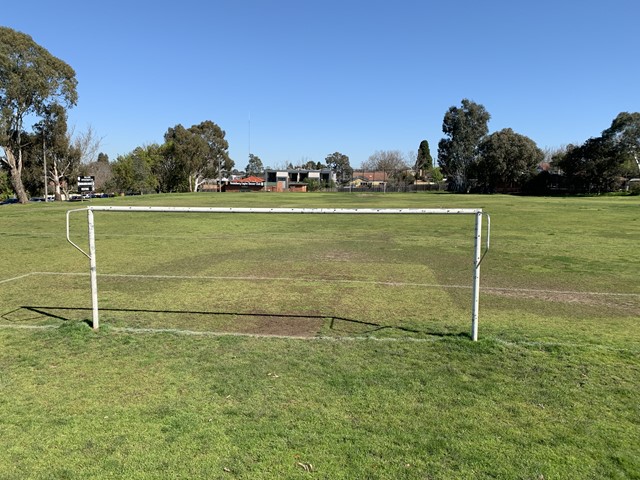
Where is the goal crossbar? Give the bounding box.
[66,206,490,340]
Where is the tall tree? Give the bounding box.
[33,104,80,200]
[152,142,184,192]
[163,121,233,192]
[0,27,77,203]
[556,137,624,194]
[437,99,490,192]
[245,154,264,176]
[190,120,233,183]
[109,147,158,194]
[16,131,44,197]
[554,112,640,193]
[474,128,543,191]
[325,152,352,184]
[602,112,640,175]
[414,140,433,180]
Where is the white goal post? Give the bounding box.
[66,206,490,340]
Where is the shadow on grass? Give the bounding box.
[13,305,469,339]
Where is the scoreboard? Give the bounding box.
[77,176,95,193]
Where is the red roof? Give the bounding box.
[352,171,389,181]
[230,175,264,184]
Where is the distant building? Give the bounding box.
[264,169,336,192]
[224,175,265,192]
[347,170,389,188]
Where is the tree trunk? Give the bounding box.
[194,174,204,192]
[3,147,29,203]
[51,162,63,201]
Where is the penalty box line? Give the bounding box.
[7,271,639,298]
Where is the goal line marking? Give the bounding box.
[5,271,639,298]
[0,322,637,354]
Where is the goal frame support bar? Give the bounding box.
[66,206,490,340]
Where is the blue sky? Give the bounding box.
[4,0,639,169]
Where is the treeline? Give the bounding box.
[0,27,236,201]
[85,144,353,195]
[2,27,638,202]
[97,121,233,195]
[436,99,640,195]
[551,112,640,194]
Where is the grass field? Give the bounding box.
[0,192,638,479]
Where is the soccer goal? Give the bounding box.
[66,206,490,340]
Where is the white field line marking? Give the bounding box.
[0,324,57,330]
[30,271,640,298]
[0,273,34,285]
[108,328,640,352]
[481,286,640,297]
[110,326,444,342]
[1,322,636,354]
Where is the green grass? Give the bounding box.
[1,192,639,479]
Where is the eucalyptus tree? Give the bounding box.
[602,112,640,175]
[163,124,207,192]
[163,121,233,192]
[437,99,490,192]
[474,128,543,191]
[555,112,640,193]
[110,146,159,194]
[0,27,77,202]
[245,153,264,176]
[555,138,621,193]
[15,131,44,197]
[325,152,352,183]
[33,104,80,200]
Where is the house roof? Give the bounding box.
[264,168,333,174]
[352,171,389,181]
[229,175,264,185]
